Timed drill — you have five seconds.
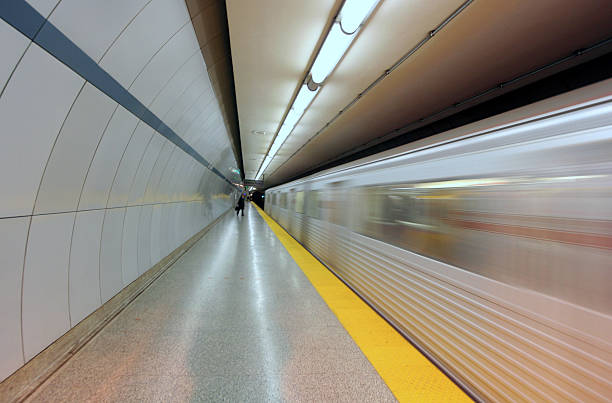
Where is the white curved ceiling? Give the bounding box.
[228,0,612,187]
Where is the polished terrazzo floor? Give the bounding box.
[26,204,396,402]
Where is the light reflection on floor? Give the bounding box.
[26,205,395,402]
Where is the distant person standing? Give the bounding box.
[236,194,245,216]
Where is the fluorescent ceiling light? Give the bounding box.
[282,108,301,132]
[256,84,319,180]
[268,139,282,159]
[310,22,354,84]
[255,156,272,180]
[339,0,379,34]
[254,0,381,180]
[292,83,319,113]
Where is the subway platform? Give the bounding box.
[24,204,468,402]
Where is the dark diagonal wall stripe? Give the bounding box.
[0,0,236,186]
[0,1,45,38]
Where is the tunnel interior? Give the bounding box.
[1,1,611,401]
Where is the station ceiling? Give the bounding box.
[226,0,612,187]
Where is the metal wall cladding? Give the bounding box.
[264,88,612,401]
[0,0,240,382]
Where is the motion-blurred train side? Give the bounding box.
[265,80,612,402]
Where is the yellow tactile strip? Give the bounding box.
[254,204,472,402]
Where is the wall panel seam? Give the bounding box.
[31,81,86,215]
[18,216,33,364]
[95,0,154,64]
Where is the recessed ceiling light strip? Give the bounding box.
[254,0,381,180]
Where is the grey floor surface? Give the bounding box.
[26,204,396,402]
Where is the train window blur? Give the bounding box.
[268,178,611,313]
[288,191,296,212]
[329,175,612,313]
[325,182,348,226]
[295,191,305,214]
[280,193,287,209]
[305,190,320,218]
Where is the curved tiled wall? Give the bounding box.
[0,0,240,381]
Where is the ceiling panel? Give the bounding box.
[227,0,340,179]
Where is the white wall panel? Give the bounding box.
[200,113,225,152]
[198,201,206,229]
[107,123,153,207]
[165,76,211,130]
[181,203,192,239]
[181,108,209,144]
[166,157,190,202]
[184,165,200,197]
[174,202,185,244]
[180,203,190,243]
[183,105,216,143]
[0,0,239,383]
[35,83,117,214]
[130,22,200,107]
[49,0,149,62]
[173,89,214,136]
[195,128,223,162]
[0,19,30,92]
[128,135,165,205]
[0,217,29,380]
[150,204,163,264]
[183,161,201,198]
[191,202,202,235]
[78,105,138,210]
[68,210,104,326]
[156,149,183,202]
[190,164,204,194]
[149,52,204,117]
[177,203,189,243]
[169,159,189,197]
[121,206,140,286]
[167,203,180,249]
[143,142,175,203]
[99,208,125,303]
[202,200,211,227]
[0,44,84,217]
[201,201,211,230]
[181,159,198,197]
[160,204,173,256]
[99,0,190,87]
[183,203,195,240]
[191,204,200,237]
[137,205,153,274]
[172,95,206,138]
[22,212,74,360]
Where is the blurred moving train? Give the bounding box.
[265,80,612,402]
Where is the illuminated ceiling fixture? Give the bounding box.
[309,23,354,84]
[338,0,380,34]
[255,0,381,180]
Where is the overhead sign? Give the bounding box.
[244,179,264,188]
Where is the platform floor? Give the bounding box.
[26,204,397,402]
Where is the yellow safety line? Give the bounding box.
[253,204,471,402]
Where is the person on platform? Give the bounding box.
[236,194,245,216]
